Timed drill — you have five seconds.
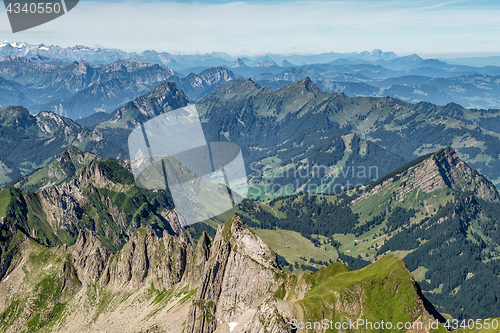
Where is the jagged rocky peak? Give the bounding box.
[431,147,499,201]
[357,147,499,204]
[298,76,320,92]
[73,159,134,190]
[55,145,100,167]
[0,105,35,127]
[110,80,188,123]
[186,216,282,332]
[231,58,248,68]
[14,146,103,192]
[197,66,235,82]
[71,60,92,75]
[71,229,112,283]
[217,215,278,269]
[0,213,450,332]
[182,67,235,88]
[35,111,85,136]
[276,76,322,97]
[101,228,194,291]
[140,80,187,104]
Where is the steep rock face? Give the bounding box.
[176,67,236,101]
[101,229,193,291]
[105,81,188,127]
[67,223,207,291]
[354,147,499,205]
[5,159,177,252]
[33,160,132,240]
[15,146,104,192]
[433,147,499,201]
[0,215,451,332]
[70,229,111,283]
[49,147,100,179]
[185,216,283,333]
[182,231,212,285]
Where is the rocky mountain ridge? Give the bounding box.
[0,79,189,187]
[355,146,500,205]
[197,78,500,191]
[0,105,124,187]
[0,56,236,119]
[0,216,446,332]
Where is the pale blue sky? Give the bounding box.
[0,0,499,57]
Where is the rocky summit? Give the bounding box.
[0,216,445,332]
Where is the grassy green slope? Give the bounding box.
[295,255,447,333]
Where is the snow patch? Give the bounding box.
[228,322,238,332]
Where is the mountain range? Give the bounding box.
[1,84,500,320]
[0,42,398,69]
[0,142,452,332]
[197,146,500,320]
[1,142,499,330]
[3,74,500,200]
[0,56,236,119]
[0,212,448,332]
[4,42,500,115]
[2,42,500,331]
[0,145,449,331]
[196,78,500,193]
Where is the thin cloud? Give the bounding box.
[0,0,498,57]
[421,0,463,10]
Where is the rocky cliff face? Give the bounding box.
[102,229,191,291]
[185,216,284,333]
[175,67,236,101]
[432,147,499,201]
[71,229,112,283]
[3,157,178,254]
[354,147,499,205]
[0,215,446,332]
